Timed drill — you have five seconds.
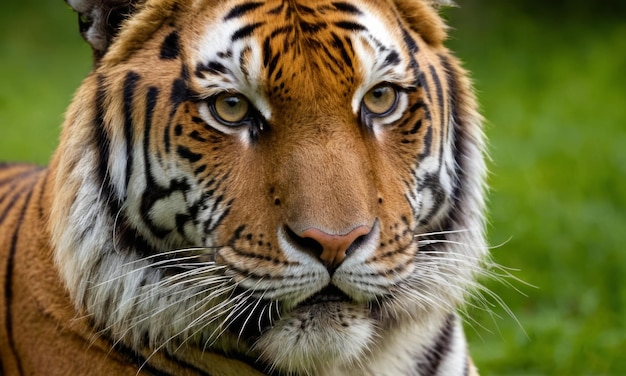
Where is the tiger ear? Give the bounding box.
[66,0,143,62]
[393,0,456,46]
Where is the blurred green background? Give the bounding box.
[1,0,625,374]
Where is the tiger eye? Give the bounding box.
[212,92,250,124]
[362,84,397,115]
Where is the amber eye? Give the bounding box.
[362,84,397,115]
[212,92,250,124]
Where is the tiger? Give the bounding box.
[0,0,487,375]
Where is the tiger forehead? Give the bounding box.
[192,0,408,113]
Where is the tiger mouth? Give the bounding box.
[295,285,353,308]
[224,285,354,341]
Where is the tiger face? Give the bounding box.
[53,0,486,374]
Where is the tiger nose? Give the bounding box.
[299,225,372,269]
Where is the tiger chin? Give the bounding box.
[0,0,487,375]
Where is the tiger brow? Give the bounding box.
[223,2,264,21]
[331,2,363,14]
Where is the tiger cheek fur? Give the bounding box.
[1,0,484,375]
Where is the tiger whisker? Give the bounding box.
[238,290,268,344]
[417,238,509,251]
[111,204,126,254]
[169,276,260,353]
[89,254,220,289]
[411,255,528,337]
[170,294,240,354]
[139,285,252,373]
[101,278,233,344]
[116,276,232,325]
[96,261,234,339]
[413,228,479,238]
[204,293,256,349]
[124,247,220,266]
[153,264,228,287]
[95,264,228,315]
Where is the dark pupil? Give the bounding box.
[373,89,384,98]
[225,97,240,107]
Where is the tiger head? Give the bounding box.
[52,0,486,374]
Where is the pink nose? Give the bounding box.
[299,225,372,268]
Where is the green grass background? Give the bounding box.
[1,1,625,374]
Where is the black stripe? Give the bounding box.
[239,46,252,79]
[262,37,272,67]
[170,75,188,113]
[318,44,342,74]
[270,25,293,39]
[0,187,14,205]
[440,55,467,225]
[0,189,20,233]
[143,86,159,183]
[267,3,284,15]
[332,2,362,14]
[418,71,432,107]
[159,31,180,60]
[204,184,233,233]
[232,224,246,241]
[195,61,229,77]
[299,21,326,34]
[401,25,419,54]
[399,21,424,128]
[384,50,400,67]
[437,54,453,142]
[94,75,118,203]
[0,182,23,208]
[404,99,426,136]
[294,3,315,14]
[410,98,425,113]
[418,124,433,160]
[189,130,207,142]
[405,119,422,135]
[123,71,140,192]
[223,1,263,21]
[330,32,353,68]
[94,75,128,226]
[0,182,32,226]
[4,187,35,376]
[266,52,281,79]
[36,169,49,221]
[429,65,445,120]
[140,87,173,239]
[0,165,40,188]
[333,21,366,32]
[429,64,446,170]
[417,173,447,225]
[205,203,231,234]
[175,213,192,235]
[421,314,455,375]
[121,230,159,260]
[164,125,171,154]
[177,146,202,163]
[231,22,264,41]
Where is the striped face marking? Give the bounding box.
[191,1,416,142]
